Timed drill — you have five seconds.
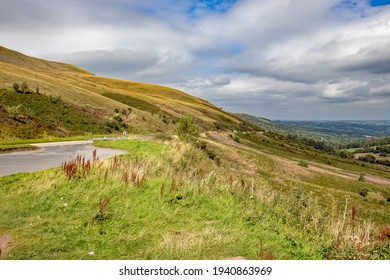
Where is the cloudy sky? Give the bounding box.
[1,0,389,120]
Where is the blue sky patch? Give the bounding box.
[370,0,390,6]
[187,0,237,18]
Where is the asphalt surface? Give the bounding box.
[0,140,127,176]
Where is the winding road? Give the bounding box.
[0,140,126,176]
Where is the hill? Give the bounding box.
[235,113,283,132]
[0,46,243,139]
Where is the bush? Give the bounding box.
[12,83,20,93]
[21,81,29,94]
[162,115,169,124]
[376,159,390,167]
[114,115,123,123]
[338,150,353,159]
[358,174,365,182]
[176,116,199,143]
[360,189,369,197]
[298,160,309,168]
[358,154,376,164]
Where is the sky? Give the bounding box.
[1,0,389,120]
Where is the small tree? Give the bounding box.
[177,116,199,143]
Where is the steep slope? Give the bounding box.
[0,46,243,138]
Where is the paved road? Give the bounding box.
[0,140,127,176]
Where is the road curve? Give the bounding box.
[0,140,126,176]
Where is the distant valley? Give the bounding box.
[236,113,390,144]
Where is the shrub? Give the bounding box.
[338,150,353,159]
[233,136,241,143]
[298,160,309,168]
[176,116,199,143]
[21,81,29,94]
[358,154,376,164]
[376,159,390,166]
[114,115,123,123]
[358,174,365,182]
[12,83,20,93]
[359,189,369,197]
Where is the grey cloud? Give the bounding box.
[370,84,390,96]
[339,58,390,74]
[57,49,160,77]
[52,49,192,84]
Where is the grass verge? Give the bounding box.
[0,144,38,153]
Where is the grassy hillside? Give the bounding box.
[0,89,113,139]
[235,113,284,133]
[0,46,243,139]
[1,137,389,259]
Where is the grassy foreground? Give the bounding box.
[0,139,389,259]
